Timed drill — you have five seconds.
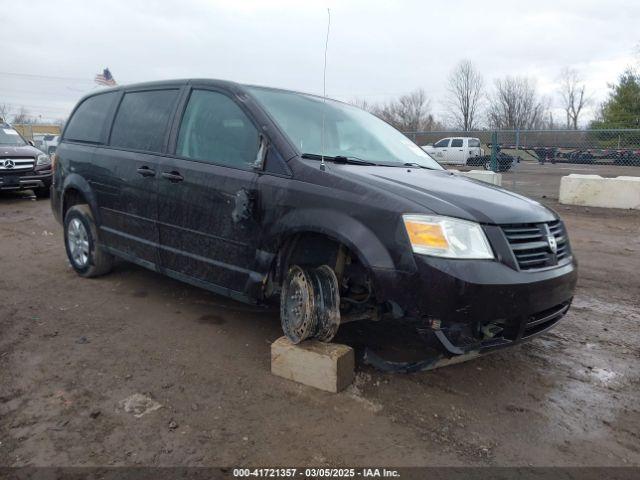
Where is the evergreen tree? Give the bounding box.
[591,69,640,128]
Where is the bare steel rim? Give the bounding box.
[281,266,317,344]
[280,265,341,344]
[67,218,90,268]
[310,265,340,342]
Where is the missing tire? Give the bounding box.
[280,264,341,344]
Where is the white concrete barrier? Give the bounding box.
[559,174,640,210]
[448,169,502,186]
[271,336,354,392]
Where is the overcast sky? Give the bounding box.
[2,0,638,126]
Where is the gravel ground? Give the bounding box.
[1,163,639,467]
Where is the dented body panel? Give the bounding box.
[51,78,577,356]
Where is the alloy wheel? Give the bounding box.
[67,218,90,267]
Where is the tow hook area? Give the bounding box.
[430,318,507,356]
[481,322,504,339]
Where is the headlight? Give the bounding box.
[36,153,51,166]
[403,214,494,259]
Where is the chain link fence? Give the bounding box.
[404,129,640,169]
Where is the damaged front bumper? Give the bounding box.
[371,254,578,358]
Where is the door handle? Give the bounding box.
[136,166,156,177]
[161,171,184,183]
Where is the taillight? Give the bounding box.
[51,153,58,173]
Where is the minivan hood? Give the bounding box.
[334,165,555,225]
[0,144,41,157]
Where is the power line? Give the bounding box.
[1,101,71,113]
[0,71,94,82]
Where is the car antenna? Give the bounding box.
[320,7,331,172]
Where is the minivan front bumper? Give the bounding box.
[372,255,578,354]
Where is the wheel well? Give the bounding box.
[62,188,87,219]
[286,233,340,267]
[274,232,347,281]
[269,232,376,310]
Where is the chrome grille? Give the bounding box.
[0,158,35,171]
[501,220,571,271]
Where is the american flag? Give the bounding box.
[94,68,117,86]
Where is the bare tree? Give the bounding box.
[546,111,555,130]
[487,76,547,129]
[373,89,438,132]
[349,97,376,113]
[0,104,11,123]
[559,67,590,129]
[12,106,31,124]
[445,60,484,131]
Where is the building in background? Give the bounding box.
[12,123,62,140]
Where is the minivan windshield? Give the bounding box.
[0,127,27,146]
[248,87,442,169]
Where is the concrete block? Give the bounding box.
[559,174,640,210]
[448,169,502,186]
[271,336,355,393]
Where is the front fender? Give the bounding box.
[263,208,414,273]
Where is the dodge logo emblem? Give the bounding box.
[547,234,558,254]
[2,159,15,169]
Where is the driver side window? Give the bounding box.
[177,90,259,169]
[434,139,450,148]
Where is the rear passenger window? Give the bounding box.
[434,139,450,148]
[110,90,178,153]
[451,139,463,147]
[64,92,117,143]
[468,139,481,147]
[176,90,259,169]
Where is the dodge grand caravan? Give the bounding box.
[51,79,577,359]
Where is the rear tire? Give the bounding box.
[64,204,113,278]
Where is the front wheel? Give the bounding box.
[280,264,340,344]
[64,204,114,278]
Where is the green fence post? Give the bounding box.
[491,131,498,172]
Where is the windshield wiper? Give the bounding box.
[403,162,436,170]
[301,153,377,166]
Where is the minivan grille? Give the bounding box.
[501,220,571,270]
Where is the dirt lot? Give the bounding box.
[1,163,639,467]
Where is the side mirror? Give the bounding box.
[28,140,35,146]
[253,134,268,170]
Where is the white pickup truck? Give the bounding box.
[40,135,60,155]
[421,137,484,165]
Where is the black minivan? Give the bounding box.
[51,79,577,358]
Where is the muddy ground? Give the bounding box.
[1,163,639,467]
